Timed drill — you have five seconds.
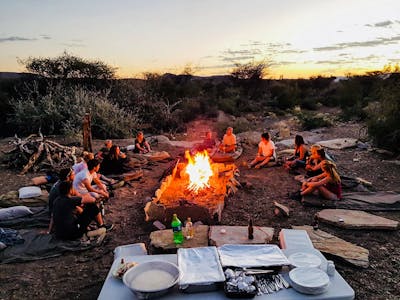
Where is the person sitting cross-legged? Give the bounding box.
[249,132,276,169]
[299,160,342,201]
[218,127,237,153]
[52,181,113,240]
[133,131,151,154]
[73,159,109,199]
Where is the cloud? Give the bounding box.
[197,63,236,70]
[270,61,297,66]
[314,34,400,51]
[365,20,393,28]
[279,49,306,54]
[0,36,37,43]
[222,49,261,56]
[220,55,255,62]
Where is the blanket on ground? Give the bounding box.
[0,230,94,264]
[302,191,400,211]
[0,190,48,208]
[0,207,50,229]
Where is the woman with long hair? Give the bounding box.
[284,135,308,170]
[300,160,342,200]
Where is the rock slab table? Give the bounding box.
[317,209,399,230]
[150,225,209,250]
[209,225,274,247]
[293,225,369,268]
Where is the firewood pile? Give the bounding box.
[2,134,81,174]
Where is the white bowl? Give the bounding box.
[123,261,179,299]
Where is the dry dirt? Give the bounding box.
[0,120,399,300]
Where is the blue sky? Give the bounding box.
[1,0,400,78]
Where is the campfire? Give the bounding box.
[185,150,213,193]
[145,150,240,224]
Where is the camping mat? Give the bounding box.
[0,230,93,264]
[302,191,400,211]
[0,190,48,208]
[0,207,50,229]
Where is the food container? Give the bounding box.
[178,246,225,293]
[122,260,179,299]
[218,244,290,268]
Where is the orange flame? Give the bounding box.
[185,150,213,193]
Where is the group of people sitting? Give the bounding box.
[283,136,342,201]
[47,132,153,241]
[213,128,342,201]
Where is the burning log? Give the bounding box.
[3,134,81,174]
[145,151,241,224]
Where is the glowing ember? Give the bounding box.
[185,150,213,193]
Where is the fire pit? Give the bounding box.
[144,150,240,224]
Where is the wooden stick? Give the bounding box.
[20,142,44,174]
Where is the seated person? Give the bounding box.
[133,131,151,154]
[52,181,112,240]
[300,160,342,201]
[100,145,128,175]
[192,131,216,153]
[249,132,276,169]
[284,135,308,170]
[218,127,236,153]
[73,159,109,199]
[47,168,95,234]
[96,140,113,161]
[72,151,94,175]
[305,146,329,177]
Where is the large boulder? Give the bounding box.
[236,131,262,146]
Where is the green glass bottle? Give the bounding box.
[171,214,184,244]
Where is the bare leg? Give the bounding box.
[255,157,271,169]
[95,213,104,226]
[249,156,264,168]
[317,186,339,200]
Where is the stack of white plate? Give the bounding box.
[288,252,322,268]
[289,267,330,295]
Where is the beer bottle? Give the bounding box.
[171,214,184,244]
[248,218,254,240]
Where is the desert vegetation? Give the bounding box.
[0,53,399,151]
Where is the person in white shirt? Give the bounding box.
[249,132,276,169]
[73,159,109,199]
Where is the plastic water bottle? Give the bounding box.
[171,214,184,244]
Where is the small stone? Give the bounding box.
[153,220,166,230]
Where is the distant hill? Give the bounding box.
[0,72,35,79]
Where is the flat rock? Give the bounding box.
[316,209,398,230]
[150,225,209,250]
[274,201,290,217]
[209,226,274,247]
[317,138,358,150]
[292,225,369,268]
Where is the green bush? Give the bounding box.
[10,82,138,139]
[367,74,400,151]
[297,112,333,130]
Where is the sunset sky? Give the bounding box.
[1,0,400,78]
